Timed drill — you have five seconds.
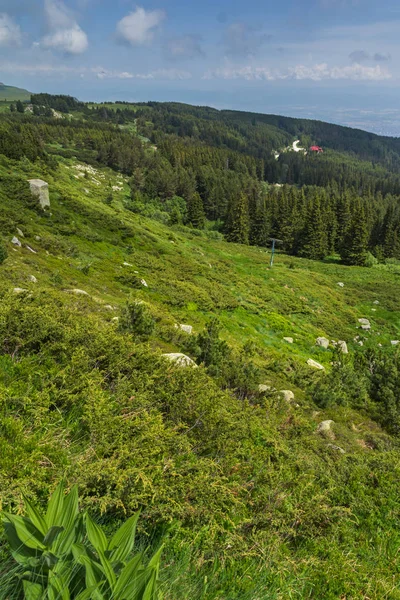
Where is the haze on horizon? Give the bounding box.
[1,0,400,135]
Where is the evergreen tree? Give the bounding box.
[340,202,369,265]
[16,100,25,113]
[226,193,250,244]
[187,192,205,229]
[298,198,328,260]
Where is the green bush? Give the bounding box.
[0,243,7,264]
[119,300,155,337]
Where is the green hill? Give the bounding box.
[0,83,30,102]
[1,96,400,599]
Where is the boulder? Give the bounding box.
[66,289,90,296]
[358,318,371,330]
[283,337,294,344]
[11,236,21,247]
[307,359,325,370]
[29,275,37,283]
[123,262,133,267]
[26,245,37,254]
[317,420,334,433]
[28,179,50,209]
[34,235,41,242]
[179,324,193,335]
[373,300,379,305]
[337,282,345,288]
[141,279,148,287]
[13,287,28,294]
[337,340,348,354]
[316,337,329,349]
[280,390,295,403]
[162,353,197,368]
[258,384,272,393]
[391,340,400,346]
[16,227,24,238]
[358,341,364,346]
[327,444,345,454]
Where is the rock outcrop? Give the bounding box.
[162,353,197,367]
[307,359,325,370]
[28,179,50,209]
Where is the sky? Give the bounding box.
[1,0,400,134]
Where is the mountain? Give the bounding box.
[0,93,400,599]
[0,82,31,102]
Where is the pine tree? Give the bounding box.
[16,100,25,114]
[340,201,369,265]
[187,192,205,229]
[298,198,328,260]
[226,193,250,244]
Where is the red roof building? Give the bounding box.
[310,145,323,153]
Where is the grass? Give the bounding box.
[0,84,30,102]
[1,147,400,598]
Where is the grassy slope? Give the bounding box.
[0,84,30,102]
[1,151,400,598]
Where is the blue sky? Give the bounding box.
[1,0,400,133]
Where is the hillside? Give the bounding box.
[1,95,400,599]
[0,83,30,102]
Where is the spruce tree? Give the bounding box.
[187,192,205,229]
[298,198,328,260]
[226,193,250,244]
[340,202,369,265]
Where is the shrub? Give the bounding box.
[365,252,378,268]
[119,300,155,337]
[0,243,7,264]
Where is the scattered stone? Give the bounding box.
[162,353,197,368]
[134,271,139,274]
[111,317,119,322]
[391,340,400,346]
[28,179,50,209]
[327,444,345,454]
[378,343,383,347]
[373,300,379,305]
[358,341,364,346]
[12,236,22,247]
[26,245,37,254]
[179,324,193,335]
[280,390,295,403]
[316,337,329,349]
[66,289,90,296]
[317,420,334,433]
[34,235,41,242]
[29,275,37,283]
[123,262,133,267]
[104,305,114,311]
[371,308,377,312]
[16,227,24,238]
[13,287,28,294]
[358,318,371,330]
[258,384,273,393]
[337,340,348,354]
[141,279,148,287]
[337,282,345,288]
[307,359,325,370]
[283,337,294,344]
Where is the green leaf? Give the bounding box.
[43,525,64,548]
[78,554,105,600]
[108,512,141,564]
[98,550,117,590]
[147,545,163,575]
[23,496,48,536]
[4,514,45,550]
[142,570,157,600]
[85,513,108,554]
[113,553,144,600]
[22,580,43,600]
[48,570,70,600]
[46,482,66,527]
[3,521,38,562]
[59,485,79,531]
[75,585,100,600]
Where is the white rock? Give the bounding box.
[26,245,37,254]
[123,262,133,267]
[358,318,371,330]
[141,279,148,287]
[29,275,37,283]
[162,353,197,368]
[337,340,348,354]
[317,420,334,433]
[104,305,114,311]
[358,341,364,346]
[280,390,295,403]
[13,287,28,294]
[307,359,325,370]
[12,236,22,247]
[337,282,345,288]
[373,300,379,305]
[16,228,24,238]
[283,337,294,344]
[258,384,272,393]
[391,340,400,346]
[371,309,377,312]
[179,324,193,335]
[316,337,329,349]
[327,444,345,454]
[111,317,119,322]
[66,289,90,296]
[28,179,50,209]
[378,343,383,347]
[34,235,41,241]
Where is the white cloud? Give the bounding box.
[116,6,165,46]
[94,67,191,80]
[0,13,22,47]
[204,62,391,82]
[39,0,88,54]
